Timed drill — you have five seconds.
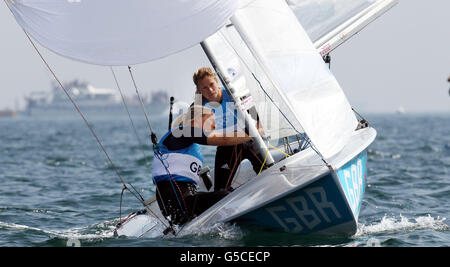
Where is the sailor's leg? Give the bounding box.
[187,190,230,218]
[214,145,239,191]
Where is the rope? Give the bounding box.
[256,143,292,176]
[3,0,152,218]
[218,31,302,135]
[250,72,302,136]
[119,186,126,222]
[217,31,333,169]
[111,67,174,230]
[269,144,291,158]
[258,148,270,175]
[127,66,158,146]
[15,26,150,205]
[225,145,243,190]
[110,67,156,202]
[352,107,368,123]
[110,67,149,162]
[153,148,190,225]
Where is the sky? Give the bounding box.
[0,0,449,113]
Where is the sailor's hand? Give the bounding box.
[257,126,265,136]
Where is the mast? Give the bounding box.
[200,41,275,166]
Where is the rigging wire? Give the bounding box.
[18,28,147,205]
[111,67,173,230]
[352,107,368,123]
[153,147,191,236]
[110,67,148,162]
[324,53,370,129]
[127,66,158,146]
[218,31,303,136]
[257,148,270,175]
[2,0,151,210]
[269,144,291,158]
[217,30,327,164]
[118,66,192,234]
[218,31,331,165]
[110,67,151,201]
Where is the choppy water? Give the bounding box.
[0,111,449,247]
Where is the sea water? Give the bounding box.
[0,111,449,247]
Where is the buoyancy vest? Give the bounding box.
[152,129,203,185]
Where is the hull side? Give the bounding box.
[230,150,368,236]
[334,150,367,221]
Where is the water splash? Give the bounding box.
[355,214,448,237]
[0,219,117,245]
[177,222,244,241]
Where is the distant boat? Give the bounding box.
[0,109,17,118]
[23,79,170,116]
[396,106,406,114]
[24,79,120,113]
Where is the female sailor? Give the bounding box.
[152,105,251,226]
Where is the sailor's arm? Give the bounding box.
[206,131,252,146]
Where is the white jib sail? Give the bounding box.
[6,0,249,66]
[231,0,358,159]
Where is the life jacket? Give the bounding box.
[203,88,239,133]
[152,129,203,185]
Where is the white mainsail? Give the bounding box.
[6,0,249,66]
[5,0,382,160]
[229,0,358,159]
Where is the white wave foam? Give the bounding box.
[0,219,117,242]
[0,221,46,233]
[177,222,244,240]
[355,214,448,237]
[55,219,117,241]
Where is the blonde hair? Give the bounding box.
[171,105,214,128]
[193,67,217,87]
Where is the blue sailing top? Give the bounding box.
[152,126,207,185]
[202,87,239,132]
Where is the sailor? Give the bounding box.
[193,67,266,192]
[152,105,251,226]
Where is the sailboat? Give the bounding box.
[5,0,397,237]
